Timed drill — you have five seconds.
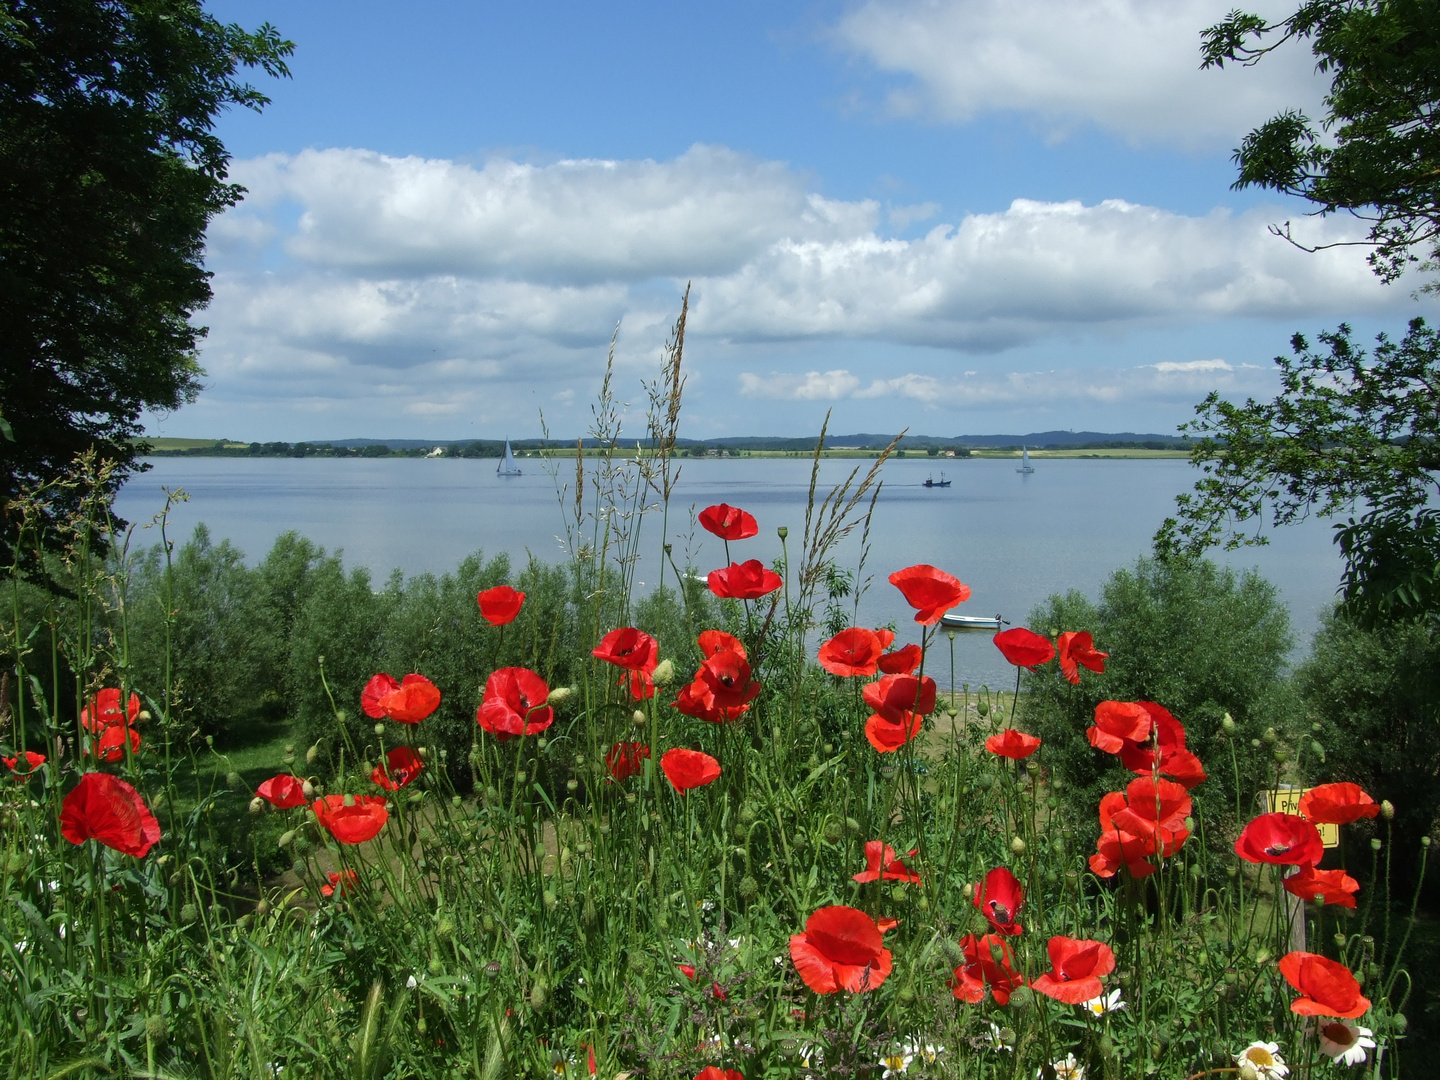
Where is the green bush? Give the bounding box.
[1025,555,1301,842]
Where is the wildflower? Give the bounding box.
[973,866,1025,936]
[361,673,441,724]
[476,585,525,626]
[311,794,389,844]
[1234,1041,1288,1080]
[371,746,424,791]
[1310,1020,1376,1066]
[673,678,751,724]
[889,564,970,624]
[1235,813,1325,867]
[1031,936,1116,1004]
[477,667,555,739]
[1087,701,1152,754]
[3,750,45,780]
[698,503,759,540]
[621,669,655,701]
[878,1046,914,1076]
[60,772,161,857]
[950,933,1024,1004]
[993,627,1055,669]
[1089,778,1192,878]
[320,869,358,897]
[1278,952,1371,1018]
[789,905,892,993]
[707,559,782,600]
[605,740,650,781]
[876,642,922,675]
[693,1069,743,1080]
[255,774,308,810]
[864,710,924,753]
[818,628,885,677]
[80,688,140,733]
[985,729,1041,760]
[660,748,721,793]
[1116,702,1207,788]
[1042,1054,1086,1080]
[1297,782,1379,825]
[1080,988,1125,1016]
[1283,865,1361,909]
[853,841,921,884]
[1057,630,1107,684]
[592,627,659,672]
[94,723,140,762]
[698,629,746,659]
[697,648,762,710]
[863,673,937,723]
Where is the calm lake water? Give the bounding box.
[116,455,1342,690]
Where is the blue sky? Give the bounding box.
[153,0,1433,442]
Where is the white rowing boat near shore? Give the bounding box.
[939,612,1003,631]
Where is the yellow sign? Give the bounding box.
[1265,787,1340,849]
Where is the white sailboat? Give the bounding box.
[1016,445,1035,474]
[497,440,522,476]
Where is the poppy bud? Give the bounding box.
[976,701,989,717]
[1254,949,1270,964]
[278,830,295,849]
[543,889,557,910]
[1009,836,1026,855]
[632,710,646,726]
[898,985,916,1004]
[652,660,675,686]
[1098,1035,1115,1058]
[777,526,788,539]
[1263,727,1277,745]
[1372,838,1383,851]
[823,820,843,844]
[307,743,320,765]
[373,723,385,736]
[292,860,306,876]
[947,630,956,640]
[1221,713,1237,734]
[845,816,861,834]
[249,796,266,815]
[417,747,429,761]
[1381,799,1395,820]
[529,980,549,1011]
[962,882,974,900]
[566,780,579,792]
[205,736,214,747]
[1393,1013,1408,1033]
[823,742,835,755]
[516,770,527,784]
[359,761,373,777]
[180,903,199,923]
[940,939,963,964]
[738,875,758,900]
[739,802,758,824]
[546,685,572,706]
[582,897,599,926]
[1251,739,1261,749]
[436,915,455,939]
[256,899,272,917]
[427,957,443,976]
[1423,836,1432,848]
[225,771,242,790]
[145,1015,168,1043]
[1311,740,1325,761]
[416,1018,427,1036]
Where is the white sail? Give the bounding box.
[1017,445,1035,474]
[497,440,521,476]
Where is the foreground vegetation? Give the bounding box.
[3,318,1433,1080]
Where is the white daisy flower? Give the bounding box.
[1235,1041,1289,1080]
[906,1039,942,1066]
[1080,988,1125,1016]
[1039,1053,1085,1080]
[879,1047,914,1076]
[1311,1021,1376,1067]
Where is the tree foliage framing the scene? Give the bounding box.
[0,0,292,566]
[1201,0,1440,288]
[1156,318,1440,625]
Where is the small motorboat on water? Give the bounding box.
[939,612,1004,631]
[923,473,951,488]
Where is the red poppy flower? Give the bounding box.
[698,648,762,710]
[1087,701,1152,754]
[312,794,389,844]
[993,627,1056,669]
[875,628,896,650]
[672,678,752,724]
[888,564,970,625]
[1057,630,1107,684]
[863,673,937,723]
[321,869,359,897]
[94,723,141,762]
[476,585,525,626]
[372,746,425,791]
[877,643,922,675]
[605,740,650,781]
[818,628,885,677]
[974,866,1025,936]
[1278,952,1371,1018]
[592,627,659,672]
[81,688,141,733]
[1109,775,1192,839]
[661,748,721,793]
[707,560,783,600]
[1235,812,1325,866]
[1297,782,1380,826]
[1283,866,1361,909]
[255,774,308,810]
[698,503,759,541]
[864,710,924,753]
[1113,702,1206,788]
[1031,936,1117,1004]
[361,673,442,724]
[985,729,1041,760]
[694,1069,744,1080]
[698,629,746,659]
[853,841,921,884]
[621,669,656,701]
[2,750,44,780]
[950,933,1024,1005]
[60,772,161,857]
[789,905,893,994]
[477,667,555,739]
[1089,779,1192,878]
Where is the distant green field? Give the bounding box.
[138,437,248,450]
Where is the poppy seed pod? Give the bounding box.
[1371,838,1383,850]
[777,526,788,539]
[373,723,385,736]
